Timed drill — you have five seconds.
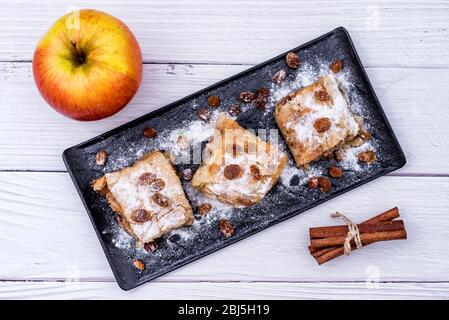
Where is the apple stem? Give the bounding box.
[70,40,86,65]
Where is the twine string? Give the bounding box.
[331,212,363,255]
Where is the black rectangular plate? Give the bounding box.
[63,27,406,290]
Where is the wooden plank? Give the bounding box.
[1,281,448,299]
[0,62,448,173]
[1,0,448,67]
[0,172,447,282]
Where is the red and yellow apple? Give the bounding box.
[33,9,142,121]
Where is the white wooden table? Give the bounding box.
[1,0,448,299]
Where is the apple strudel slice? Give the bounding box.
[274,74,360,167]
[191,113,288,207]
[93,151,193,247]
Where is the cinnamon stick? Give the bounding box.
[310,228,407,249]
[309,220,404,239]
[311,246,336,258]
[310,207,400,258]
[363,207,400,224]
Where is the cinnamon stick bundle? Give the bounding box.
[309,207,407,265]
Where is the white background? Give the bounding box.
[0,0,448,299]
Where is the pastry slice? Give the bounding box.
[191,113,288,207]
[93,151,193,247]
[274,74,360,167]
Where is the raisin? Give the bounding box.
[239,91,256,103]
[219,219,234,238]
[314,117,332,133]
[95,150,108,166]
[272,69,287,84]
[257,87,270,99]
[207,95,220,108]
[181,168,193,181]
[250,164,261,180]
[196,107,210,121]
[328,166,343,178]
[254,87,270,109]
[318,177,331,193]
[331,59,343,73]
[228,104,241,116]
[197,203,212,216]
[359,129,372,141]
[133,259,145,271]
[150,178,166,191]
[137,172,156,185]
[286,52,300,69]
[143,127,158,138]
[314,89,331,102]
[223,164,242,180]
[358,150,377,164]
[152,192,170,207]
[144,241,158,252]
[307,176,319,189]
[131,209,154,223]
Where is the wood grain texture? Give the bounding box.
[1,281,449,299]
[1,0,448,67]
[0,172,447,282]
[1,63,448,173]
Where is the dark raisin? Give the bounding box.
[257,87,269,99]
[254,87,270,110]
[307,177,319,189]
[250,164,261,180]
[152,192,170,207]
[314,117,332,133]
[219,219,234,238]
[223,164,242,180]
[318,177,331,193]
[150,178,166,191]
[228,104,241,116]
[196,107,210,121]
[328,166,343,178]
[314,89,331,102]
[207,95,221,107]
[137,172,156,186]
[143,127,158,138]
[239,91,256,103]
[272,69,287,84]
[358,150,377,164]
[197,203,212,216]
[359,129,372,141]
[331,59,343,73]
[286,52,300,69]
[131,209,154,223]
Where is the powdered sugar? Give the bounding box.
[100,56,378,258]
[339,140,377,172]
[111,227,134,250]
[280,160,324,187]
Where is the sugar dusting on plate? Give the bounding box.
[106,59,378,253]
